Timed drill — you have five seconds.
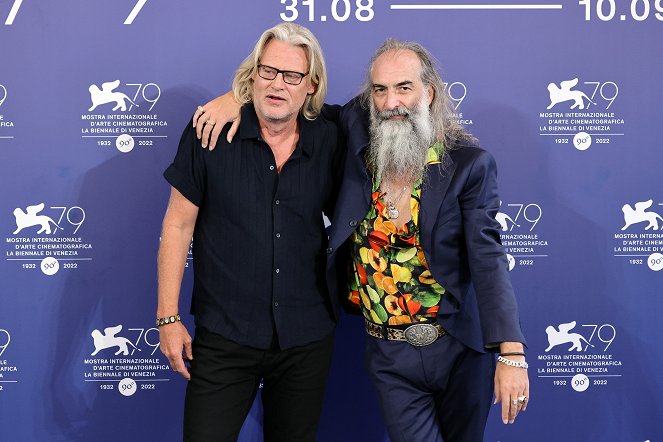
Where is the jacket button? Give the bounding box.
[326,247,333,254]
[349,220,358,227]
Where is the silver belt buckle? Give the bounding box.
[403,323,438,346]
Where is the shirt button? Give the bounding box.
[274,301,279,307]
[275,268,280,274]
[275,233,281,238]
[269,165,275,171]
[275,200,280,205]
[326,247,333,254]
[349,220,358,227]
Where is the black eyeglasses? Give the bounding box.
[257,64,308,85]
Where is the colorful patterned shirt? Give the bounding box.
[348,143,446,325]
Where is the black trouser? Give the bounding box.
[183,327,334,442]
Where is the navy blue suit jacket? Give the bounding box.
[324,101,526,353]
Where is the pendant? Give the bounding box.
[387,205,400,219]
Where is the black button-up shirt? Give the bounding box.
[164,103,344,349]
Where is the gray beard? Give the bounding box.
[367,97,434,184]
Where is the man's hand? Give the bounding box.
[193,92,242,149]
[493,342,529,424]
[159,322,193,380]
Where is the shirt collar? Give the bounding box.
[240,102,315,158]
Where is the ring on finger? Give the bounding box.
[518,395,527,403]
[197,105,205,113]
[511,399,518,406]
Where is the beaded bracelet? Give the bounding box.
[497,355,528,369]
[156,314,181,327]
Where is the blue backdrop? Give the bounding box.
[1,1,662,441]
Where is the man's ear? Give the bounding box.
[307,80,316,96]
[427,84,434,106]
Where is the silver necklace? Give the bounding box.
[384,185,408,219]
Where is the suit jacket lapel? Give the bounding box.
[420,153,456,245]
[328,141,371,251]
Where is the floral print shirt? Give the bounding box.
[348,143,446,325]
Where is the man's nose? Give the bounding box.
[384,89,401,110]
[270,72,286,88]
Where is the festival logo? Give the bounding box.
[88,81,139,112]
[444,81,474,128]
[539,76,625,151]
[83,323,172,397]
[80,79,168,153]
[612,198,663,271]
[0,83,16,141]
[0,328,19,392]
[5,203,92,275]
[497,201,548,271]
[536,320,623,393]
[546,78,595,110]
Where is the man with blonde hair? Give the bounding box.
[157,23,344,441]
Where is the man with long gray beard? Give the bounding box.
[327,39,529,441]
[194,38,529,442]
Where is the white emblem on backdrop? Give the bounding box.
[547,78,595,110]
[621,200,663,231]
[545,321,594,352]
[536,320,623,393]
[539,76,625,151]
[12,203,60,235]
[496,208,519,232]
[88,80,139,112]
[84,323,173,396]
[91,325,141,356]
[81,80,168,153]
[497,201,548,271]
[5,203,92,274]
[613,199,663,271]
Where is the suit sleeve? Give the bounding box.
[460,149,526,348]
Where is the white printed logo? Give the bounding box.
[537,321,621,392]
[0,328,10,356]
[118,378,137,396]
[0,84,7,107]
[648,253,663,271]
[91,325,141,356]
[88,80,139,112]
[547,78,596,110]
[496,204,520,232]
[41,257,59,275]
[621,199,663,231]
[545,321,595,352]
[497,201,548,269]
[12,203,61,235]
[571,373,590,392]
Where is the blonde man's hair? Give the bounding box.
[232,23,327,120]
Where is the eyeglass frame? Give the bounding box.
[256,64,309,85]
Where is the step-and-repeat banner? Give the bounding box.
[1,1,661,441]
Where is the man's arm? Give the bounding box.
[193,92,241,149]
[459,148,529,424]
[157,187,199,380]
[494,341,529,424]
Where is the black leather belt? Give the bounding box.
[365,319,447,347]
